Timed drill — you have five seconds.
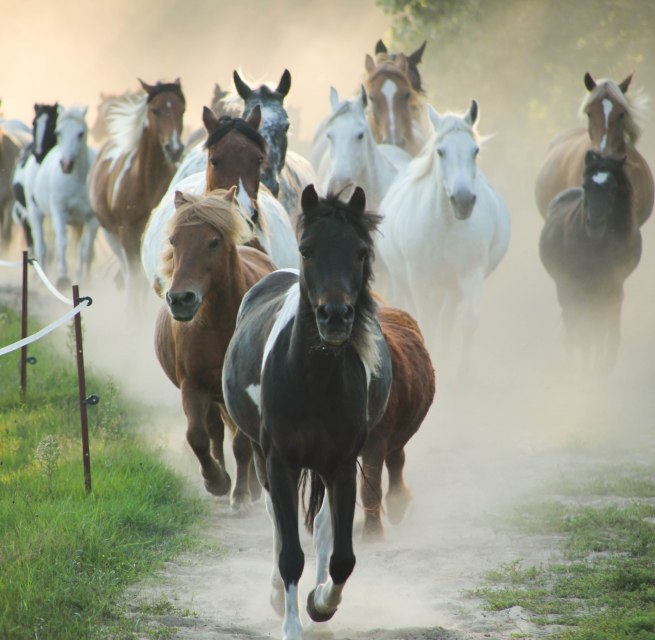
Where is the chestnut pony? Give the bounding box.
[88,79,186,296]
[535,72,653,226]
[155,190,275,508]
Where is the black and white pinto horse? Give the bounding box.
[222,185,392,640]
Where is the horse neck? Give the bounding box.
[586,174,635,235]
[136,126,174,193]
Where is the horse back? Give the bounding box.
[373,306,435,450]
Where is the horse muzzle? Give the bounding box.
[166,290,201,321]
[450,191,477,220]
[163,140,184,164]
[316,302,355,346]
[60,159,74,174]
[585,219,607,240]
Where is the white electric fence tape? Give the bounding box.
[28,260,75,305]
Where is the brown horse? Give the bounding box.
[374,39,427,95]
[364,52,430,156]
[155,190,276,508]
[535,72,653,226]
[360,306,435,540]
[88,79,186,295]
[539,151,641,371]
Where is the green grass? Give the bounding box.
[0,305,208,639]
[472,466,655,638]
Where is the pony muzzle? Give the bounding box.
[450,190,477,220]
[316,302,355,346]
[60,158,74,174]
[166,290,201,321]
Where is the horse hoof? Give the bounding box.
[306,588,336,623]
[361,523,385,543]
[230,496,253,516]
[386,492,410,525]
[203,473,231,497]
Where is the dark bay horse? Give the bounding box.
[360,306,435,540]
[155,190,275,508]
[88,79,186,295]
[539,151,642,370]
[535,72,653,226]
[222,185,393,638]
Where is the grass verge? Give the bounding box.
[0,305,207,639]
[472,465,655,639]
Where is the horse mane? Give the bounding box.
[220,71,278,114]
[579,78,650,145]
[407,112,481,184]
[583,153,634,222]
[58,105,87,126]
[204,115,267,152]
[104,91,148,156]
[159,189,255,288]
[326,96,364,127]
[296,192,383,374]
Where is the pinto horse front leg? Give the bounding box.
[307,464,357,623]
[267,455,304,640]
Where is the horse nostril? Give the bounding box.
[317,305,329,323]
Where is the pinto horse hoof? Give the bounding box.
[306,589,336,623]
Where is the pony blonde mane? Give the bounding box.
[579,78,650,145]
[407,112,480,184]
[159,189,255,288]
[104,90,148,155]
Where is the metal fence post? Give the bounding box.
[20,251,28,404]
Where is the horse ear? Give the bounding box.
[408,41,427,66]
[82,106,88,117]
[174,191,187,208]
[584,72,597,92]
[428,105,441,130]
[247,104,262,130]
[619,73,633,94]
[360,85,368,109]
[465,100,479,126]
[276,69,291,98]
[225,185,238,201]
[329,87,340,112]
[395,53,409,74]
[233,70,252,101]
[375,39,388,55]
[202,106,220,134]
[365,54,376,74]
[173,77,181,86]
[349,186,366,213]
[138,78,154,95]
[301,184,320,212]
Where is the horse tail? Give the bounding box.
[300,469,325,533]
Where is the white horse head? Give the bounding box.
[323,87,374,196]
[427,100,480,220]
[55,106,89,174]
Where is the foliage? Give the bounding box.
[0,305,207,640]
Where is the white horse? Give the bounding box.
[30,106,98,288]
[376,100,510,377]
[314,86,411,210]
[141,170,298,295]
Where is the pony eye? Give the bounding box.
[357,249,368,261]
[403,92,410,100]
[208,238,220,249]
[284,123,290,133]
[437,147,444,157]
[300,248,313,260]
[357,132,364,140]
[210,158,219,168]
[151,108,161,117]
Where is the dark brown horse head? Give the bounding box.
[202,105,266,221]
[581,72,638,156]
[139,78,186,163]
[163,189,253,321]
[364,54,422,154]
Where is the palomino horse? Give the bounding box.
[364,51,431,157]
[315,86,411,210]
[222,186,393,639]
[155,190,276,507]
[12,103,59,252]
[231,69,316,217]
[88,79,186,295]
[534,72,653,226]
[539,151,641,371]
[374,39,427,95]
[377,101,510,378]
[360,306,435,540]
[141,106,298,293]
[31,106,98,288]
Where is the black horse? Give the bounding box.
[539,150,642,370]
[222,185,392,638]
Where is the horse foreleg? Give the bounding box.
[102,228,129,287]
[360,432,386,541]
[455,269,485,380]
[50,206,70,289]
[231,429,256,512]
[307,464,357,623]
[181,382,231,496]
[28,205,47,272]
[385,446,411,525]
[264,491,286,618]
[268,455,304,640]
[313,492,332,586]
[77,217,99,283]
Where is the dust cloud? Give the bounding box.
[3,1,655,638]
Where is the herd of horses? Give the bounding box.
[0,36,651,639]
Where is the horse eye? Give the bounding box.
[357,249,368,262]
[284,123,290,133]
[208,238,220,249]
[151,108,161,117]
[78,132,83,139]
[403,92,410,100]
[258,156,264,165]
[210,158,219,168]
[437,147,444,157]
[300,248,312,260]
[474,147,480,157]
[357,132,364,140]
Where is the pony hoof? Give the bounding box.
[230,496,253,516]
[386,493,410,525]
[306,589,336,623]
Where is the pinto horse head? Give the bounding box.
[163,189,253,322]
[232,69,291,199]
[32,102,59,163]
[374,39,427,95]
[581,72,639,157]
[202,104,266,225]
[139,78,186,163]
[297,184,380,347]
